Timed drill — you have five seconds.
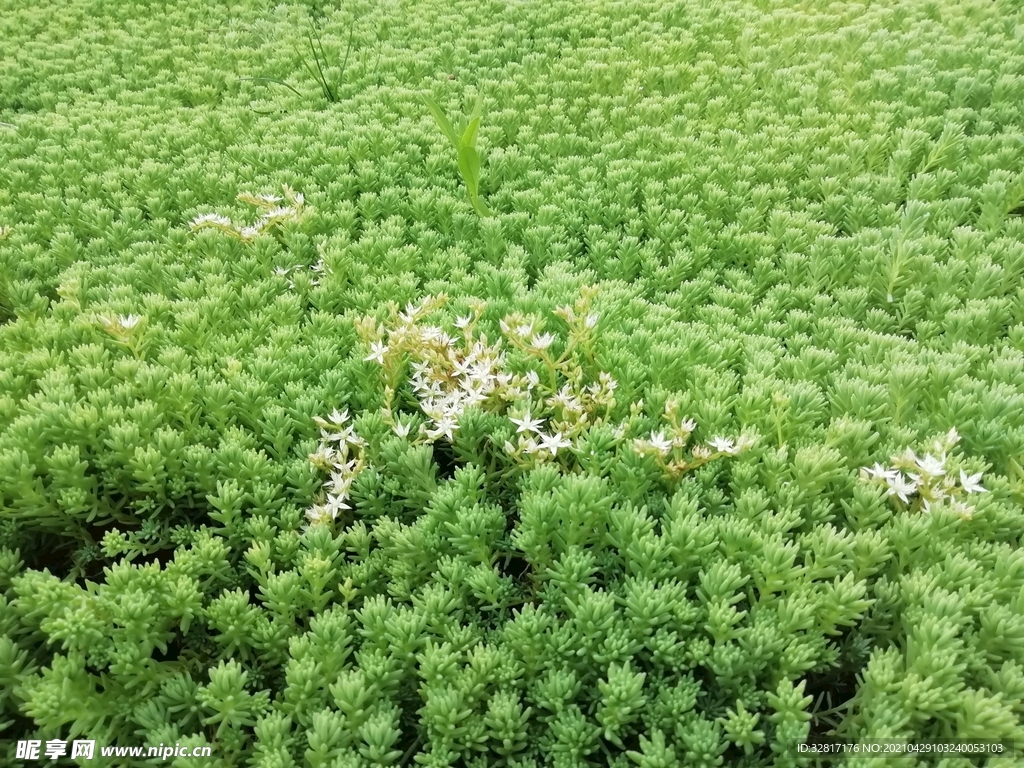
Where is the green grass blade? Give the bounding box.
[469,91,484,123]
[307,23,336,102]
[462,116,481,151]
[422,96,460,148]
[458,144,481,197]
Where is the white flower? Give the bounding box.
[365,341,388,365]
[648,431,672,456]
[885,472,917,504]
[261,205,296,220]
[118,314,142,329]
[324,472,354,496]
[548,385,580,412]
[708,436,736,454]
[959,469,988,495]
[945,427,961,446]
[538,431,572,456]
[426,415,459,442]
[238,225,261,239]
[862,463,899,482]
[530,333,555,351]
[510,411,545,434]
[324,494,351,519]
[454,315,472,329]
[915,453,946,478]
[585,313,599,329]
[305,504,332,525]
[522,437,542,454]
[678,417,696,432]
[394,420,412,438]
[331,457,359,474]
[525,371,540,389]
[190,213,233,229]
[273,266,291,277]
[328,409,350,426]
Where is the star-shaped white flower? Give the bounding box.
[538,431,571,456]
[305,504,332,525]
[118,314,142,329]
[365,341,388,365]
[427,415,459,442]
[708,436,736,455]
[510,411,545,434]
[648,431,672,456]
[885,472,917,504]
[530,333,555,351]
[915,453,946,478]
[959,469,988,495]
[325,494,351,519]
[190,213,233,229]
[327,409,349,426]
[324,472,354,496]
[862,463,899,482]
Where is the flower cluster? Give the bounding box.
[633,397,757,479]
[859,428,988,518]
[189,185,306,242]
[305,409,367,526]
[341,290,753,484]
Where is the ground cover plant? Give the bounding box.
[2,0,1024,765]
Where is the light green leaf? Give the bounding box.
[422,95,460,148]
[461,116,481,151]
[458,144,481,197]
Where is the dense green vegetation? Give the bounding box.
[2,0,1024,765]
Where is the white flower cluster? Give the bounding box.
[189,185,305,242]
[305,409,367,526]
[860,428,988,518]
[358,296,544,446]
[357,293,631,464]
[349,291,755,475]
[502,370,618,460]
[631,398,755,476]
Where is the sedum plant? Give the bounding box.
[2,0,1024,763]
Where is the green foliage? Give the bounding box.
[1,0,1024,765]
